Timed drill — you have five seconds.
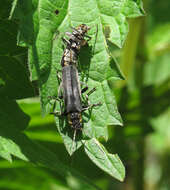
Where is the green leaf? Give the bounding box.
[147,23,170,59]
[144,23,170,86]
[0,56,36,99]
[100,0,144,48]
[0,0,12,19]
[144,53,170,86]
[0,144,12,162]
[84,138,125,181]
[149,108,170,152]
[10,0,142,166]
[0,19,24,55]
[0,19,37,99]
[0,97,30,160]
[0,161,71,190]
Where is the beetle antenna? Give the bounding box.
[71,129,77,155]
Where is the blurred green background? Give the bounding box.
[1,0,170,189]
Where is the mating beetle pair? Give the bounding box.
[50,24,101,148]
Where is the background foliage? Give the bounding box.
[0,0,170,189]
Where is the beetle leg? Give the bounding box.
[81,86,88,94]
[70,26,77,31]
[62,37,71,46]
[85,87,96,105]
[84,35,91,41]
[48,96,66,116]
[82,102,101,111]
[86,87,96,96]
[48,97,61,116]
[50,110,66,116]
[50,111,61,116]
[82,87,102,111]
[80,81,89,93]
[65,32,74,39]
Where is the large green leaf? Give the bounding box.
[9,0,143,175]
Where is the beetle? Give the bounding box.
[51,65,99,133]
[61,24,91,67]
